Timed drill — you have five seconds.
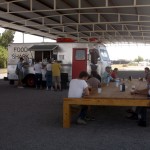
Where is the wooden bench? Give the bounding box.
[63,97,150,128]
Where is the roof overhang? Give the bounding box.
[1,0,150,44]
[28,45,58,51]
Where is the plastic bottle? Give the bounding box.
[129,76,132,81]
[147,89,150,98]
[115,79,119,87]
[122,83,125,92]
[120,83,125,92]
[107,76,110,86]
[98,88,102,94]
[120,84,122,92]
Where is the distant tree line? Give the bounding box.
[134,56,144,63]
[0,29,15,68]
[112,59,130,64]
[112,56,150,65]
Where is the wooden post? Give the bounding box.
[63,101,71,128]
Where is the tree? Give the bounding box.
[0,46,8,68]
[0,29,15,48]
[134,56,144,63]
[0,29,15,68]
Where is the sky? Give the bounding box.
[0,27,150,61]
[0,27,55,43]
[106,43,150,60]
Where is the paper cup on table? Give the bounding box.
[130,89,135,95]
[115,79,119,87]
[131,85,135,90]
[98,88,102,94]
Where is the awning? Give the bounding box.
[28,45,58,51]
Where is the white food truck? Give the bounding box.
[7,42,111,87]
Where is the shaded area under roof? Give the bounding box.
[1,0,150,43]
[28,45,58,51]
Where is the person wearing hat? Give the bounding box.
[16,57,24,88]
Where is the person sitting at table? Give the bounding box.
[87,71,101,89]
[101,66,114,85]
[111,68,119,79]
[128,67,150,127]
[68,71,89,125]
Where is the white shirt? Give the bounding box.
[46,63,52,71]
[68,79,88,98]
[34,63,42,74]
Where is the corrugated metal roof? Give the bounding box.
[1,0,150,43]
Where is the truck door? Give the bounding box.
[72,48,87,79]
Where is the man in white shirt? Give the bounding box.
[68,71,89,125]
[34,59,43,89]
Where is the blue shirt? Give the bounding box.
[101,71,113,84]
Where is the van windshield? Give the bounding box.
[100,49,110,61]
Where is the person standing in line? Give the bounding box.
[45,59,52,90]
[16,57,24,88]
[68,71,89,125]
[51,60,61,91]
[34,59,43,89]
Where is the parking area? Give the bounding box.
[1,78,150,150]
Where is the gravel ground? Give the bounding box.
[0,70,150,150]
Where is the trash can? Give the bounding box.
[61,73,69,89]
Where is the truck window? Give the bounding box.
[52,54,57,60]
[100,49,110,61]
[35,51,52,62]
[35,51,42,61]
[43,51,50,60]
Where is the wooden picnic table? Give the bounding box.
[63,79,150,128]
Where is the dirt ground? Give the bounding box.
[111,64,147,71]
[0,68,7,74]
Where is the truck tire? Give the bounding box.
[9,80,14,85]
[26,75,35,87]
